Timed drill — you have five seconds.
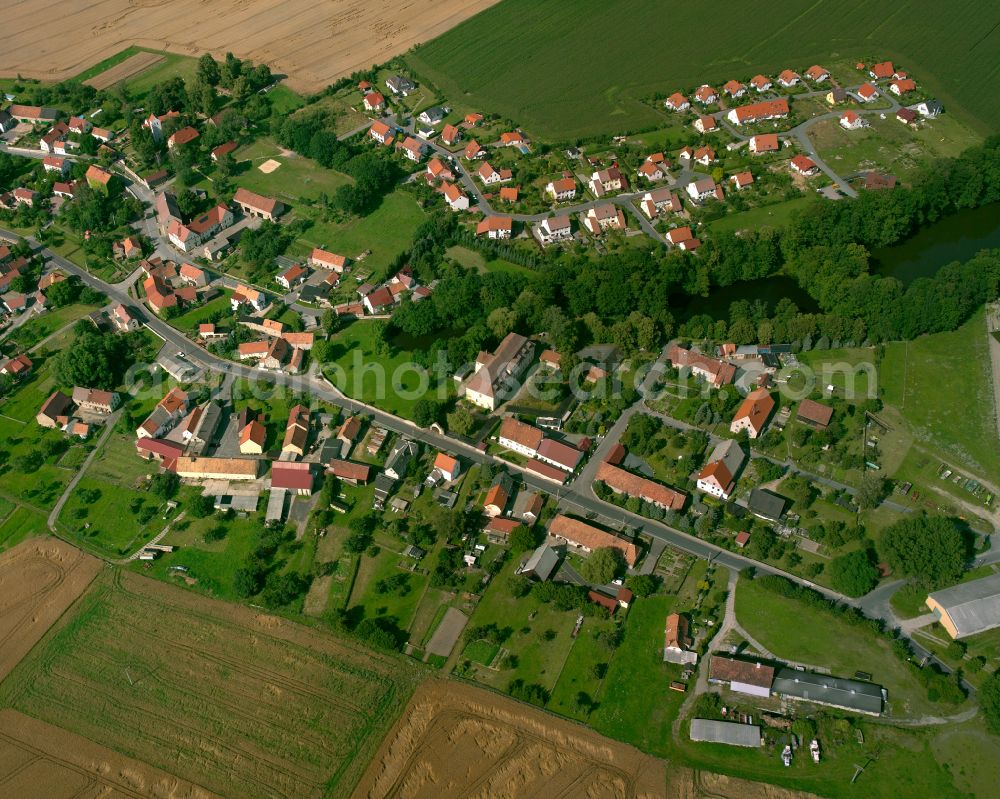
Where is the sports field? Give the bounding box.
[0,568,419,799]
[407,0,1000,139]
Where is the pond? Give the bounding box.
[676,275,820,321]
[871,202,1000,286]
[677,202,1000,321]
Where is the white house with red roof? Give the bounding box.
[856,83,879,102]
[476,216,513,239]
[638,160,665,181]
[790,154,819,176]
[696,439,745,500]
[889,79,917,96]
[309,248,349,272]
[584,204,625,235]
[369,120,392,145]
[665,92,690,111]
[729,171,754,191]
[694,85,718,105]
[477,161,511,185]
[546,177,577,201]
[276,263,308,290]
[397,136,426,162]
[750,74,772,92]
[839,111,869,130]
[776,70,800,87]
[440,182,469,211]
[805,65,830,82]
[693,145,716,166]
[723,80,746,98]
[363,91,385,112]
[694,115,717,134]
[537,215,572,243]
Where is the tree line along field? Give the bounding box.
[0,568,421,799]
[406,0,1000,140]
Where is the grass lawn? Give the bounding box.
[234,137,350,204]
[794,346,879,399]
[880,310,999,478]
[61,476,170,558]
[890,582,930,619]
[455,558,579,693]
[462,638,500,665]
[124,52,200,96]
[0,505,47,551]
[4,302,103,350]
[445,245,538,278]
[708,196,814,235]
[347,546,430,632]
[266,84,306,115]
[289,190,427,282]
[589,595,686,754]
[169,292,233,332]
[545,614,618,721]
[735,577,964,718]
[809,114,982,181]
[136,512,269,602]
[325,319,452,420]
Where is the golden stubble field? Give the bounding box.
[0,0,502,93]
[353,679,822,799]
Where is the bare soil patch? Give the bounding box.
[84,51,164,89]
[0,709,220,799]
[425,606,467,658]
[259,158,282,174]
[0,0,503,95]
[303,574,332,615]
[0,537,101,682]
[352,678,667,799]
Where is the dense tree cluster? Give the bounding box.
[53,324,139,390]
[881,515,970,588]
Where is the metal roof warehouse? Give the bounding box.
[771,668,884,715]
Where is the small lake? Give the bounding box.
[871,202,1000,286]
[678,276,819,321]
[679,202,1000,320]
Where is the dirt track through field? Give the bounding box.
[0,0,503,94]
[0,537,101,682]
[84,51,165,89]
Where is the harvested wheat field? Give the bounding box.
[0,569,420,799]
[0,709,221,799]
[0,0,503,94]
[352,678,668,799]
[0,537,101,682]
[84,50,165,89]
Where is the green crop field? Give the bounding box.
[407,0,1000,140]
[0,569,419,799]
